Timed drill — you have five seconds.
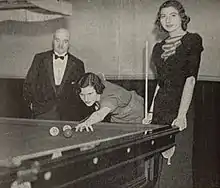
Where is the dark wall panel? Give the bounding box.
[0,79,31,118]
[193,81,220,188]
[0,79,157,119]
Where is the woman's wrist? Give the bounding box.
[84,119,90,127]
[177,112,186,118]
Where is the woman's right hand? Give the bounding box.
[142,113,153,124]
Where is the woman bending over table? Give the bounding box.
[75,72,145,132]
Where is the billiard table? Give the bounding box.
[0,117,179,188]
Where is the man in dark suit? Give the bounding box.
[23,28,91,121]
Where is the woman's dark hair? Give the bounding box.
[76,72,105,95]
[155,0,190,32]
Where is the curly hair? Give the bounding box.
[76,72,105,95]
[155,0,190,32]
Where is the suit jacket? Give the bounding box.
[23,50,92,121]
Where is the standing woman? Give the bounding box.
[147,0,203,130]
[145,0,204,187]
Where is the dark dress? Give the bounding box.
[151,32,204,188]
[151,32,204,125]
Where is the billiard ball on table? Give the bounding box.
[63,129,73,138]
[49,126,60,136]
[62,124,73,138]
[62,124,72,132]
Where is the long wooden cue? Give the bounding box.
[145,40,149,119]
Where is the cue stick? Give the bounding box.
[145,40,149,119]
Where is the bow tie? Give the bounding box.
[54,54,67,60]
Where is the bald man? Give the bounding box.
[23,28,92,121]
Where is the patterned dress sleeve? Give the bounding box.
[100,94,118,113]
[99,82,131,113]
[184,33,204,78]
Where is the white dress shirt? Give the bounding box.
[53,52,68,85]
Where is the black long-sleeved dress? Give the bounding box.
[151,32,204,125]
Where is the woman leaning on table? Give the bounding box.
[74,72,145,132]
[144,0,204,131]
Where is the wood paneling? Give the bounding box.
[193,81,220,188]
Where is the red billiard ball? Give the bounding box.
[63,129,73,138]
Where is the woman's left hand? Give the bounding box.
[142,113,153,124]
[171,115,187,131]
[75,122,94,132]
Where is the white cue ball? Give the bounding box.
[49,127,60,136]
[63,124,72,132]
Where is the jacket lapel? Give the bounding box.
[44,51,56,93]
